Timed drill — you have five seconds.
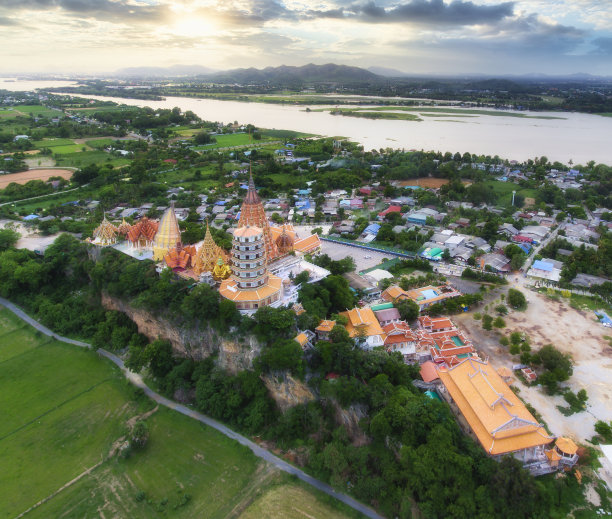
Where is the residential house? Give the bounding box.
[374,307,401,326]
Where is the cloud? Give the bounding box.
[304,0,515,25]
[0,15,21,26]
[0,0,167,23]
[591,37,612,55]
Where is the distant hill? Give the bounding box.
[114,64,218,78]
[207,63,383,85]
[367,66,410,77]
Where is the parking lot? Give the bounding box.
[320,240,399,272]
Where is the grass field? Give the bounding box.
[54,150,131,168]
[0,307,358,519]
[13,105,63,118]
[192,132,278,150]
[484,180,538,207]
[33,138,77,148]
[85,137,115,149]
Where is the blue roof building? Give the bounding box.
[364,223,381,236]
[532,260,553,271]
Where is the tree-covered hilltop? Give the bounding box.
[0,234,600,518]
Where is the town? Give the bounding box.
[1,88,611,518]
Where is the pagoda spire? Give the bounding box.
[244,163,260,205]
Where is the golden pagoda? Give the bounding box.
[238,169,279,261]
[153,203,182,261]
[193,221,227,276]
[92,215,118,246]
[212,257,231,280]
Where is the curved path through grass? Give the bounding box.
[0,296,383,519]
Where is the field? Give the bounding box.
[54,150,131,168]
[397,178,470,188]
[12,105,62,118]
[0,307,357,519]
[192,132,279,150]
[484,180,538,207]
[0,168,73,189]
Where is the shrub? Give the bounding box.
[495,304,508,315]
[130,421,149,450]
[507,288,527,310]
[482,314,493,330]
[509,344,521,355]
[493,317,506,328]
[499,336,509,346]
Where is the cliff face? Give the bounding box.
[262,373,316,413]
[101,293,261,373]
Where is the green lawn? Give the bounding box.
[85,137,115,149]
[54,150,131,168]
[14,105,62,118]
[484,180,538,208]
[0,307,356,519]
[33,138,77,148]
[192,132,278,150]
[0,108,19,119]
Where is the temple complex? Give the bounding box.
[219,225,282,311]
[91,215,118,246]
[153,203,182,261]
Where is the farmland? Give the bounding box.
[0,168,73,189]
[0,307,356,519]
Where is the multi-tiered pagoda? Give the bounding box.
[219,225,282,311]
[238,171,279,260]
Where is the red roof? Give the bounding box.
[163,158,177,164]
[378,205,402,218]
[420,361,440,383]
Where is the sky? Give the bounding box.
[0,0,611,76]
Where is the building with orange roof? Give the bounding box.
[126,217,159,249]
[164,244,196,271]
[294,233,322,255]
[383,321,418,361]
[420,360,440,383]
[382,284,461,310]
[219,225,282,312]
[315,319,336,341]
[339,307,386,349]
[91,215,118,246]
[438,357,554,467]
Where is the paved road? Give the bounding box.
[0,297,383,519]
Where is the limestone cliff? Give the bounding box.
[333,401,370,446]
[101,293,261,373]
[262,372,316,412]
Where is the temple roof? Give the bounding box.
[127,217,158,244]
[93,215,117,243]
[194,221,227,275]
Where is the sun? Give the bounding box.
[171,17,217,38]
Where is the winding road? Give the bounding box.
[0,297,383,519]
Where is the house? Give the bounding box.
[527,260,561,283]
[378,205,402,220]
[294,330,316,350]
[363,223,381,236]
[374,307,401,326]
[404,212,428,226]
[315,320,336,341]
[571,273,609,288]
[499,223,519,237]
[339,307,386,349]
[480,253,511,273]
[381,284,461,310]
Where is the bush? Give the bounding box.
[499,336,509,346]
[507,288,527,310]
[509,344,521,355]
[495,304,508,315]
[130,421,149,449]
[482,314,493,330]
[493,317,506,328]
[510,331,523,345]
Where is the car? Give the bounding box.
[364,255,371,259]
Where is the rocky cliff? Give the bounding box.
[262,373,316,412]
[101,293,261,373]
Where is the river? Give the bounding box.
[2,78,611,164]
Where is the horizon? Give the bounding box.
[0,1,611,76]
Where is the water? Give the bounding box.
[3,78,611,164]
[0,78,79,92]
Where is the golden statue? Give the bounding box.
[212,257,231,281]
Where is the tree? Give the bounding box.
[507,288,527,310]
[130,421,149,449]
[0,228,20,250]
[143,339,175,378]
[395,298,420,322]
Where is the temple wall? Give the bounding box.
[101,292,262,374]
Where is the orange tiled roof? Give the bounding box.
[295,333,309,346]
[420,361,440,383]
[438,358,553,455]
[381,285,409,302]
[316,320,336,332]
[127,217,158,244]
[294,233,321,254]
[340,307,385,339]
[219,274,282,303]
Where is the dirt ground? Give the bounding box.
[0,168,73,189]
[454,281,612,442]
